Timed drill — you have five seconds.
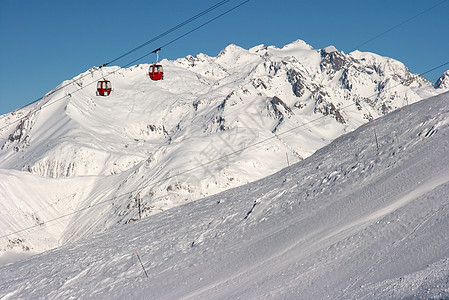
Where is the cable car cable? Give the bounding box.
[0,0,242,118]
[0,0,251,129]
[123,0,251,68]
[104,0,235,67]
[349,0,448,52]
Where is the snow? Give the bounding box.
[1,90,448,299]
[0,38,448,266]
[323,45,338,53]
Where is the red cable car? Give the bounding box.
[149,64,164,81]
[97,80,112,96]
[149,47,164,81]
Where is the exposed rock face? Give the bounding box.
[435,70,449,89]
[267,96,294,132]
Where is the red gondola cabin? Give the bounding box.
[97,80,112,96]
[149,64,164,81]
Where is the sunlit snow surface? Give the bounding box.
[1,88,448,298]
[0,39,448,270]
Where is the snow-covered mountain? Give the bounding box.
[1,89,448,299]
[0,39,447,257]
[435,70,449,89]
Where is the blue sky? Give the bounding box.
[1,0,448,115]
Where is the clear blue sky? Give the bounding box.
[1,0,448,115]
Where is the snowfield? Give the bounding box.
[1,87,448,298]
[1,39,448,259]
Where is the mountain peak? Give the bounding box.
[282,39,314,51]
[249,44,268,54]
[322,45,338,53]
[217,43,246,57]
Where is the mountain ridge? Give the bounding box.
[0,38,448,256]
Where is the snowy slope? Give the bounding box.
[1,90,448,299]
[0,39,448,257]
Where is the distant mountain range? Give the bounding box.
[1,39,448,256]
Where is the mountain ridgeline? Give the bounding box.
[0,39,448,255]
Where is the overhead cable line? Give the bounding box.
[420,60,449,77]
[104,0,235,67]
[123,0,251,68]
[0,0,251,131]
[349,0,448,52]
[2,59,448,240]
[0,0,242,120]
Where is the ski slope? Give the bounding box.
[1,91,448,299]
